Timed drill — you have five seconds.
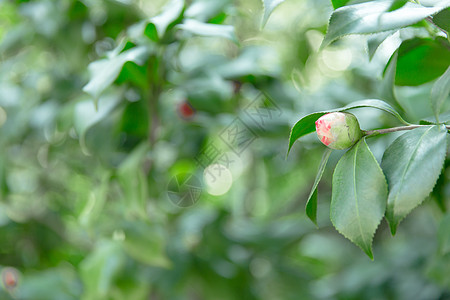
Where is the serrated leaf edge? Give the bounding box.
[385,125,448,234]
[321,2,450,49]
[331,138,387,259]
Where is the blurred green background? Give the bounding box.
[0,0,449,299]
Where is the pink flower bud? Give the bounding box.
[315,112,362,150]
[1,267,19,290]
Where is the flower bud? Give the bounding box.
[1,267,19,290]
[315,112,363,150]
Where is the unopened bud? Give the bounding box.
[315,112,363,150]
[1,267,19,291]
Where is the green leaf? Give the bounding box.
[331,0,352,10]
[83,46,150,100]
[74,93,123,155]
[177,19,238,43]
[395,37,450,86]
[288,99,409,154]
[419,119,436,125]
[115,61,149,90]
[261,0,286,27]
[331,138,388,259]
[431,66,450,122]
[321,1,450,48]
[433,8,450,32]
[381,125,448,235]
[438,214,450,255]
[380,50,404,112]
[432,161,448,212]
[306,148,333,226]
[185,0,232,22]
[145,0,185,41]
[367,31,394,60]
[420,111,450,125]
[288,112,325,154]
[387,0,408,12]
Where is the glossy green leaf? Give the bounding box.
[420,111,450,125]
[419,119,436,125]
[367,31,394,60]
[288,112,325,154]
[438,214,450,255]
[331,0,352,10]
[83,46,150,100]
[331,138,388,259]
[288,99,409,154]
[395,37,450,86]
[116,61,149,90]
[380,50,404,112]
[431,66,450,122]
[387,0,408,12]
[433,8,450,32]
[177,19,238,43]
[145,0,185,41]
[261,0,286,26]
[321,1,450,48]
[306,148,332,226]
[185,0,232,22]
[381,125,448,235]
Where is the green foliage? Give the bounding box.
[288,0,450,260]
[331,0,352,10]
[382,125,448,234]
[431,66,450,121]
[261,0,287,26]
[433,8,450,32]
[367,31,393,60]
[1,0,450,298]
[145,0,185,41]
[288,99,409,153]
[306,148,332,226]
[321,0,450,48]
[177,19,238,42]
[387,0,408,12]
[331,138,387,259]
[394,37,450,86]
[83,46,151,100]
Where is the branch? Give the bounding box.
[364,125,450,137]
[425,16,449,39]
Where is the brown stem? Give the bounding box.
[425,16,449,39]
[364,125,450,137]
[143,53,164,175]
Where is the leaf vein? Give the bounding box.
[353,141,368,250]
[391,126,433,215]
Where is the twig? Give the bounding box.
[364,125,450,137]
